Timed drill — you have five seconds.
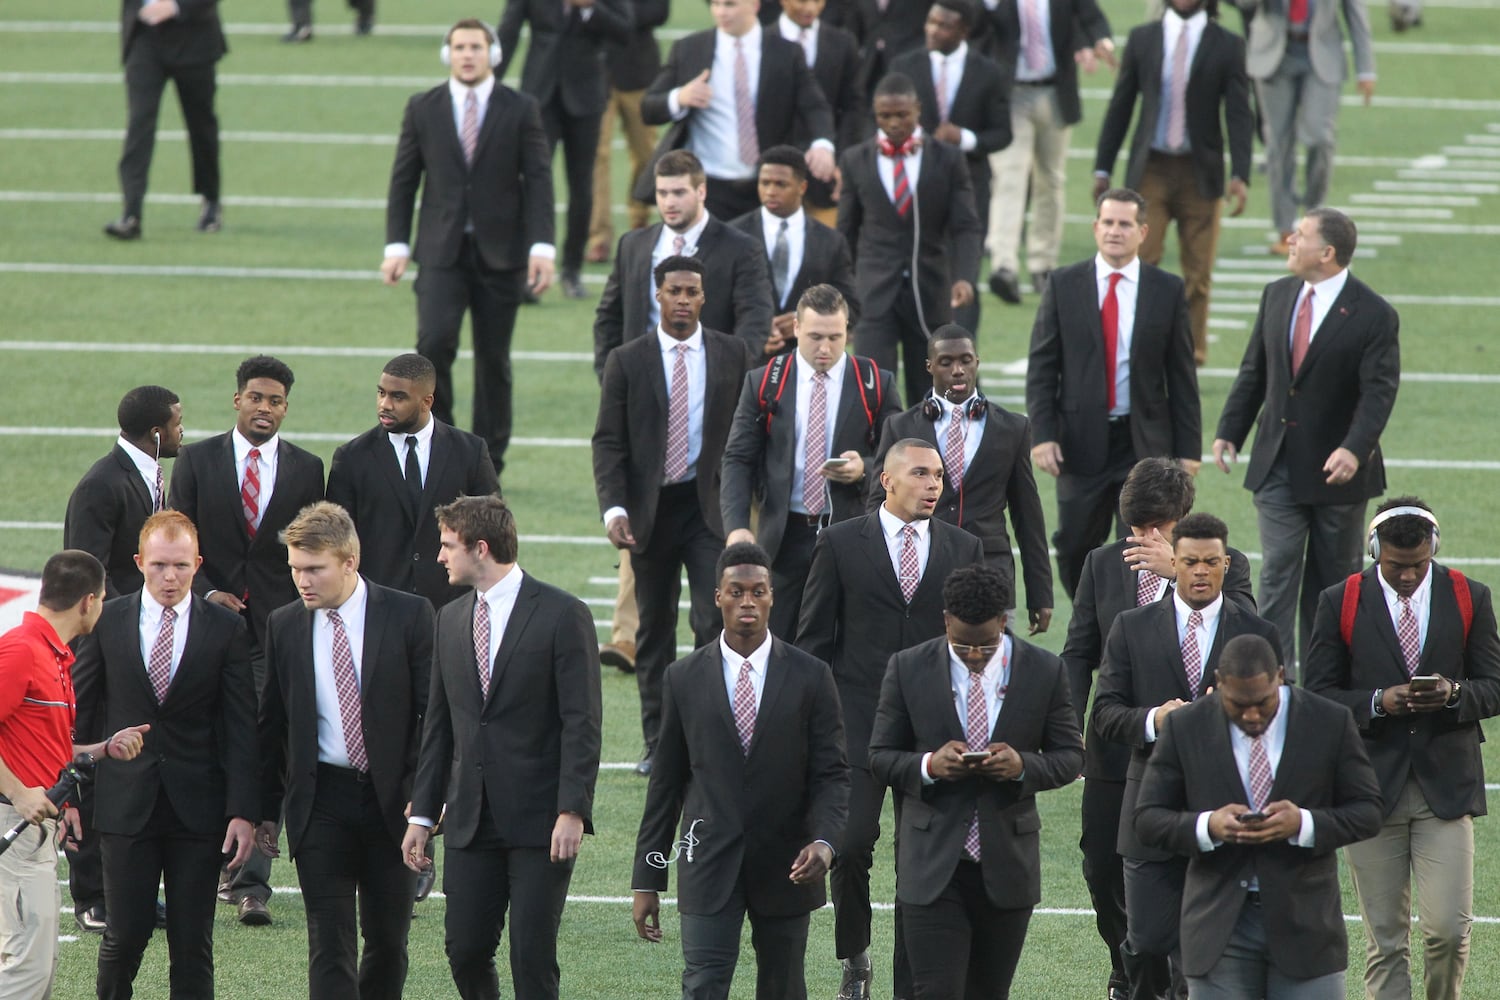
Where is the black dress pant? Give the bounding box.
[119,33,219,219]
[541,98,603,274]
[296,765,416,1000]
[632,480,723,753]
[856,282,936,413]
[67,787,105,916]
[769,515,820,641]
[679,877,811,1000]
[950,159,990,336]
[831,764,913,996]
[1053,418,1135,599]
[1079,777,1130,993]
[414,237,523,475]
[1122,855,1188,1000]
[288,0,373,26]
[903,860,1032,1000]
[97,791,221,1000]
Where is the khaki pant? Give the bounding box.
[986,84,1071,276]
[610,553,638,648]
[0,803,59,1000]
[588,88,656,257]
[1137,152,1222,365]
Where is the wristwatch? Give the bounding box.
[1446,678,1463,708]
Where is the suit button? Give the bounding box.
[413,552,421,562]
[1239,880,1249,888]
[1289,388,1297,396]
[480,721,487,727]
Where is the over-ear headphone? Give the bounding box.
[920,389,987,422]
[440,22,502,69]
[1367,505,1441,561]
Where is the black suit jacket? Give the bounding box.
[1026,257,1202,477]
[63,446,154,599]
[637,28,835,194]
[632,638,849,916]
[796,512,986,767]
[411,574,602,849]
[169,433,326,645]
[1215,273,1400,505]
[73,594,258,835]
[868,633,1083,907]
[867,401,1051,612]
[721,354,902,561]
[1063,539,1255,782]
[259,581,434,855]
[727,209,859,319]
[593,328,756,550]
[498,0,634,117]
[325,421,499,609]
[604,0,670,92]
[981,0,1111,125]
[1304,565,1500,820]
[1091,597,1281,859]
[847,0,928,90]
[385,82,555,271]
[889,46,1013,182]
[1135,687,1381,979]
[1094,19,1252,201]
[593,217,775,374]
[120,0,225,65]
[810,23,869,155]
[837,136,983,324]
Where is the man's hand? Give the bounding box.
[1032,441,1063,477]
[932,122,963,145]
[1123,527,1175,579]
[401,824,433,873]
[1323,447,1360,486]
[528,254,555,295]
[1206,802,1254,843]
[1092,175,1110,203]
[927,740,974,781]
[1074,46,1098,73]
[726,528,757,547]
[1153,699,1187,730]
[207,591,246,612]
[1211,438,1238,474]
[763,323,788,356]
[102,723,151,763]
[805,146,836,182]
[1357,78,1375,106]
[771,311,797,341]
[223,818,256,870]
[1226,178,1248,217]
[633,890,664,942]
[255,821,281,859]
[10,786,57,826]
[973,743,1023,780]
[381,255,409,286]
[1027,608,1052,635]
[831,166,843,204]
[678,70,713,109]
[1385,679,1451,715]
[551,811,584,863]
[788,841,834,883]
[1235,800,1302,843]
[1094,37,1118,69]
[138,0,180,25]
[57,805,83,849]
[820,450,865,484]
[950,280,975,309]
[606,515,636,549]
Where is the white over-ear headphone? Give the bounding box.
[1367,505,1441,561]
[440,22,502,69]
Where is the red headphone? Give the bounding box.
[878,134,921,158]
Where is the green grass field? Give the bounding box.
[4,0,1500,995]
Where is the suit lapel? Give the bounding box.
[254,441,302,549]
[1362,570,1407,677]
[215,435,253,547]
[112,447,154,513]
[832,357,865,448]
[360,583,389,710]
[746,642,789,759]
[121,594,158,705]
[486,577,537,708]
[858,514,906,604]
[1153,601,1194,700]
[373,430,419,525]
[165,599,213,704]
[291,604,319,734]
[422,424,455,518]
[1269,278,1299,378]
[1073,263,1105,364]
[1293,280,1359,383]
[472,86,509,167]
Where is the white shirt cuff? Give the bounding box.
[603,506,628,527]
[668,89,688,120]
[1145,707,1160,743]
[959,128,977,153]
[810,138,835,154]
[1196,811,1218,851]
[1295,808,1315,847]
[409,815,436,829]
[384,242,411,258]
[920,751,936,785]
[579,6,594,19]
[529,243,556,260]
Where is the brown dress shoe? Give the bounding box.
[599,641,636,673]
[237,896,272,926]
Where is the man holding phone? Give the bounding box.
[1304,497,1500,1000]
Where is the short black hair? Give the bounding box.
[38,550,105,612]
[654,254,705,288]
[1118,458,1196,528]
[717,542,772,584]
[117,385,179,439]
[874,72,918,102]
[382,352,436,388]
[1096,187,1148,220]
[1172,512,1229,547]
[1373,495,1437,551]
[942,564,1011,625]
[757,145,809,183]
[927,324,975,358]
[235,355,295,394]
[1216,633,1281,681]
[933,0,979,30]
[1306,207,1358,268]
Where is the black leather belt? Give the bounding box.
[1016,77,1056,87]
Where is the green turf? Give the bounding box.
[5,0,1500,995]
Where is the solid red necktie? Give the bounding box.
[1101,271,1123,410]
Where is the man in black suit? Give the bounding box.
[401,496,601,1000]
[797,437,985,999]
[1093,0,1253,365]
[169,354,324,923]
[499,0,634,298]
[775,0,866,222]
[847,0,927,98]
[594,256,758,775]
[729,146,859,355]
[63,384,182,933]
[381,19,556,476]
[257,502,433,1000]
[1136,634,1383,999]
[71,511,259,1000]
[639,0,837,221]
[721,284,901,639]
[1091,513,1280,1000]
[1062,456,1255,1000]
[104,0,225,239]
[1303,498,1500,1000]
[868,564,1083,999]
[891,0,1012,333]
[632,542,849,1000]
[868,327,1052,632]
[282,0,374,40]
[1214,207,1400,671]
[1027,187,1201,599]
[326,353,499,611]
[839,73,983,407]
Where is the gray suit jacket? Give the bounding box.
[1228,0,1375,83]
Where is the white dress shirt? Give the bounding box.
[232,429,278,533]
[876,127,924,202]
[1014,0,1057,81]
[1153,9,1206,152]
[648,211,712,330]
[138,589,191,686]
[1095,253,1141,418]
[920,636,1015,783]
[719,630,772,710]
[660,326,706,483]
[932,393,986,480]
[761,206,807,309]
[929,43,978,152]
[1289,267,1351,353]
[1377,564,1433,651]
[778,13,818,66]
[790,354,846,515]
[476,566,527,671]
[313,576,369,768]
[117,435,165,510]
[387,416,435,489]
[878,504,931,583]
[1145,592,1223,743]
[673,24,764,181]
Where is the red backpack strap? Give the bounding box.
[849,356,882,445]
[1339,573,1363,648]
[755,353,793,434]
[1449,568,1474,646]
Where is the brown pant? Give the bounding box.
[588,88,656,256]
[1136,152,1221,365]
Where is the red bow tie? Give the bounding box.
[879,135,920,158]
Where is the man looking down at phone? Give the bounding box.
[1134,633,1382,999]
[1303,496,1500,1000]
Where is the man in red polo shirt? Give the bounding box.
[0,550,149,997]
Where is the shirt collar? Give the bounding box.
[938,391,979,416]
[761,205,803,234]
[116,435,159,476]
[717,21,762,50]
[665,211,711,254]
[323,575,368,625]
[141,586,191,618]
[477,565,525,608]
[778,13,814,41]
[1173,590,1224,628]
[1094,253,1142,283]
[878,504,930,541]
[1305,266,1350,304]
[657,326,705,353]
[947,632,1010,681]
[1164,8,1207,31]
[448,74,497,107]
[231,428,278,462]
[719,629,774,674]
[389,414,435,450]
[21,611,72,661]
[795,352,846,386]
[1376,564,1434,608]
[930,41,968,67]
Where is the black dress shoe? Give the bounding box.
[76,906,107,934]
[104,216,141,241]
[355,13,374,34]
[237,896,272,926]
[634,753,653,777]
[197,200,222,233]
[560,271,587,300]
[838,952,872,1000]
[1107,987,1128,1000]
[414,865,437,902]
[282,24,313,42]
[988,267,1021,304]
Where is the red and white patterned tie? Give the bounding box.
[461,89,479,166]
[733,37,758,166]
[943,405,966,492]
[803,371,829,515]
[327,609,368,772]
[242,447,261,538]
[474,596,492,699]
[1182,609,1203,697]
[672,234,686,256]
[733,659,756,754]
[936,55,950,122]
[664,344,691,482]
[1136,569,1162,607]
[1398,596,1422,677]
[1247,734,1274,811]
[147,606,176,703]
[964,670,988,860]
[898,524,919,603]
[1165,25,1189,150]
[1021,0,1049,74]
